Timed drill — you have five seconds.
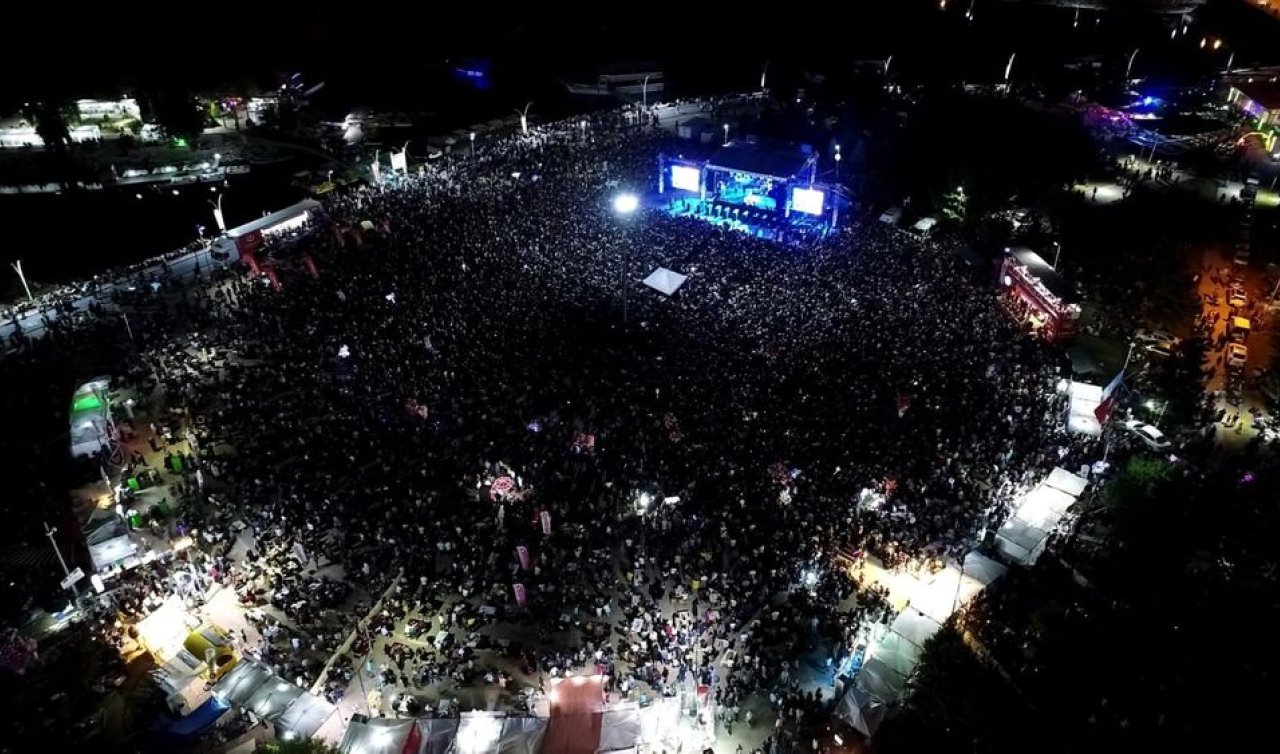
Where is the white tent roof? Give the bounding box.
[1045,467,1088,497]
[641,268,688,296]
[278,692,336,740]
[422,718,460,754]
[995,467,1088,566]
[888,607,944,651]
[339,717,416,754]
[214,659,273,706]
[496,716,547,754]
[869,631,922,679]
[834,684,888,738]
[245,677,305,721]
[1066,380,1103,437]
[855,657,908,703]
[598,703,642,753]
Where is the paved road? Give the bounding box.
[1,243,229,350]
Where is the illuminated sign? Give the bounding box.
[792,187,825,215]
[670,164,701,192]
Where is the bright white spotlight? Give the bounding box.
[613,193,639,214]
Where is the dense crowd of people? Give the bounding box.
[10,104,1101,748]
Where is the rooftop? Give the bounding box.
[706,139,814,181]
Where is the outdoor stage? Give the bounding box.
[659,138,846,243]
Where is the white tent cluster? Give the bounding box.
[339,712,547,754]
[993,467,1088,566]
[836,551,1006,738]
[213,659,336,740]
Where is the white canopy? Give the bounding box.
[995,467,1088,565]
[598,703,643,753]
[339,717,416,754]
[214,659,273,706]
[834,685,887,738]
[244,677,305,721]
[278,693,336,740]
[641,268,688,296]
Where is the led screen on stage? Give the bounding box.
[670,165,701,192]
[792,187,825,216]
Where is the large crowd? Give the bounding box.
[14,105,1101,747]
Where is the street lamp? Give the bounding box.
[642,76,650,108]
[834,144,842,179]
[10,259,33,302]
[210,192,226,233]
[1125,48,1140,81]
[44,522,79,597]
[612,193,639,215]
[469,131,476,158]
[723,123,730,145]
[517,102,532,135]
[612,193,639,324]
[1051,240,1061,270]
[1004,52,1016,84]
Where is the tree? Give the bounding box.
[1146,336,1209,428]
[29,99,72,150]
[149,90,206,146]
[255,738,342,754]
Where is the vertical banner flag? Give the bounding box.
[540,510,552,535]
[516,545,530,571]
[513,583,526,606]
[1094,369,1125,424]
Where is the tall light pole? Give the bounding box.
[210,192,226,233]
[11,259,33,302]
[612,194,639,324]
[834,143,842,180]
[469,131,476,158]
[517,102,532,135]
[723,123,730,146]
[1125,48,1140,82]
[642,76,650,108]
[1004,52,1016,85]
[44,522,79,597]
[1052,240,1062,270]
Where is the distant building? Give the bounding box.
[75,97,141,121]
[1226,80,1280,128]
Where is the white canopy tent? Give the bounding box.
[338,717,417,754]
[213,659,273,706]
[641,268,688,296]
[834,685,887,738]
[1065,381,1103,436]
[994,467,1088,566]
[278,693,337,741]
[245,678,304,721]
[836,550,1006,739]
[598,703,643,753]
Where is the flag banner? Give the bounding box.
[1094,369,1125,424]
[513,583,526,606]
[517,545,530,570]
[540,510,552,535]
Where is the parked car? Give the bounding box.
[1227,343,1249,370]
[1122,419,1172,451]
